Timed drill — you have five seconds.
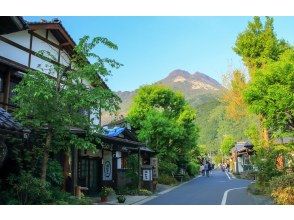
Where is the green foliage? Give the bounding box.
[12,35,122,181]
[100,186,114,197]
[127,85,199,175]
[234,16,289,76]
[158,174,178,185]
[117,195,126,203]
[46,160,64,187]
[271,187,294,205]
[247,182,265,195]
[125,154,139,188]
[251,147,283,186]
[187,161,200,177]
[220,135,235,156]
[269,173,294,191]
[158,160,178,176]
[244,49,294,136]
[7,171,52,204]
[138,189,153,196]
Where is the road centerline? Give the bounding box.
[221,187,247,205]
[225,171,231,180]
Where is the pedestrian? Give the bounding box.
[204,162,209,177]
[226,163,230,172]
[200,164,205,176]
[207,161,212,175]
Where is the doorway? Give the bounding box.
[78,157,102,196]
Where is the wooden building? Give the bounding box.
[230,141,254,174]
[0,16,156,197]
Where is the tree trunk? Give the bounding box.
[259,116,270,147]
[40,130,52,183]
[262,127,270,147]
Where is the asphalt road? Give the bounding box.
[143,170,263,205]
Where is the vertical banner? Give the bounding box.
[103,150,112,181]
[150,157,158,178]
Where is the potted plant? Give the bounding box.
[117,195,126,204]
[100,186,113,202]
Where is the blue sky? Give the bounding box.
[25,16,294,92]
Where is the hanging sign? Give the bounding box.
[143,169,152,181]
[103,151,112,181]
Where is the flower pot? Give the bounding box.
[100,196,107,202]
[117,195,126,204]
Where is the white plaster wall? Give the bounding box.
[90,109,100,126]
[32,36,59,60]
[116,151,122,169]
[60,50,70,66]
[237,157,244,173]
[30,54,57,77]
[0,41,29,66]
[2,30,30,48]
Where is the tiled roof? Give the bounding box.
[231,141,253,153]
[26,19,76,47]
[0,108,23,131]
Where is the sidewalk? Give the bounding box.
[93,183,182,205]
[93,183,174,205]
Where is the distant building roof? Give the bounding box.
[0,108,23,132]
[231,141,253,153]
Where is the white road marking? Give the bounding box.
[221,187,247,205]
[225,171,231,180]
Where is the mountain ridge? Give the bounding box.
[102,69,223,125]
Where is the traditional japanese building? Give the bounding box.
[0,16,156,197]
[230,141,254,174]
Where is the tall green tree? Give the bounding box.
[13,36,122,182]
[244,49,294,137]
[127,85,199,175]
[234,16,290,145]
[220,135,235,156]
[234,16,289,78]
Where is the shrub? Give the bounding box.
[117,195,126,203]
[159,162,178,176]
[247,182,265,195]
[100,186,114,197]
[239,170,258,180]
[158,174,178,185]
[182,173,191,182]
[187,162,200,177]
[46,160,64,187]
[138,189,153,196]
[271,187,294,205]
[252,147,283,186]
[269,173,294,191]
[7,171,52,204]
[70,197,93,205]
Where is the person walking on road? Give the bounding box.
[204,161,209,177]
[200,164,205,176]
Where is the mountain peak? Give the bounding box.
[168,69,191,78]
